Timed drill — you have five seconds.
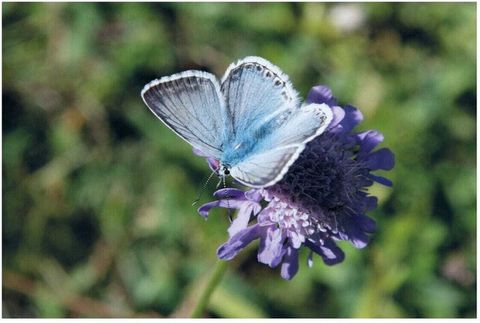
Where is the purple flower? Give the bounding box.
[198,85,395,280]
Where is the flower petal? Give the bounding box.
[364,148,395,170]
[207,158,220,172]
[197,199,254,218]
[217,224,263,260]
[228,202,261,237]
[280,246,299,280]
[193,148,219,171]
[214,188,247,199]
[338,104,363,133]
[288,230,304,249]
[244,189,264,202]
[305,239,345,265]
[356,130,384,157]
[353,214,377,233]
[365,195,379,211]
[336,216,370,248]
[368,173,393,187]
[328,105,346,129]
[198,201,220,218]
[306,85,338,106]
[257,227,287,268]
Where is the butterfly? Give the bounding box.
[141,56,333,188]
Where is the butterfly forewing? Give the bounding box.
[141,71,226,159]
[220,56,300,139]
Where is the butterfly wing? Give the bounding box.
[221,56,333,187]
[220,56,300,139]
[142,59,333,188]
[231,103,333,187]
[141,71,226,159]
[229,146,300,187]
[265,103,333,148]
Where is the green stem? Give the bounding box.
[190,260,229,318]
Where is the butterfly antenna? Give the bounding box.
[192,169,218,206]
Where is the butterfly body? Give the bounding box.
[142,56,333,188]
[220,120,276,167]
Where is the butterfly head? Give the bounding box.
[218,164,231,177]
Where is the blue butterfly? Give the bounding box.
[141,56,333,188]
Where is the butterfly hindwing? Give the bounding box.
[230,145,300,187]
[231,103,333,187]
[141,71,226,159]
[266,103,333,148]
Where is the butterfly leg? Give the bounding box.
[221,175,234,223]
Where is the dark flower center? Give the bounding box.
[267,132,371,231]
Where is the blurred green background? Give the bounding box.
[2,2,476,318]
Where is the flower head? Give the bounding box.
[198,85,395,279]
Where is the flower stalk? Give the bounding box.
[190,260,229,318]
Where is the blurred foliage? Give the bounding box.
[2,2,476,318]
